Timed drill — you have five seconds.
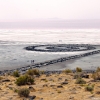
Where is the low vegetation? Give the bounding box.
[92,67,100,80]
[76,67,82,72]
[18,88,30,97]
[27,69,40,76]
[75,77,86,84]
[85,84,94,92]
[63,69,72,74]
[12,70,20,77]
[15,75,34,86]
[96,67,100,72]
[40,70,45,74]
[74,72,82,79]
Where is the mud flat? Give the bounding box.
[0,44,100,75]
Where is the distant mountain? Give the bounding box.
[0,19,100,29]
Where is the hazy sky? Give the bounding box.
[0,0,100,22]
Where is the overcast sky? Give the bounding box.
[0,0,100,29]
[0,0,100,22]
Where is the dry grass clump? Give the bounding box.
[92,72,100,80]
[85,84,94,92]
[63,69,72,74]
[27,69,40,76]
[74,72,82,79]
[92,67,100,80]
[13,89,18,93]
[75,78,86,84]
[76,67,82,72]
[15,75,34,86]
[12,70,20,77]
[18,88,30,97]
[40,70,45,74]
[96,67,100,72]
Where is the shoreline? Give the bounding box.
[1,48,100,75]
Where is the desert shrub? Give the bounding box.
[63,69,72,74]
[92,67,100,80]
[40,70,45,74]
[44,79,48,82]
[14,89,18,93]
[96,67,100,72]
[15,75,34,86]
[74,72,82,79]
[27,69,40,76]
[8,87,13,90]
[85,84,94,92]
[18,88,30,97]
[76,67,82,72]
[75,78,86,84]
[13,70,20,77]
[80,84,86,87]
[92,72,100,80]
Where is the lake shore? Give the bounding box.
[0,44,100,75]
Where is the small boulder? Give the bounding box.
[29,86,35,92]
[50,84,56,87]
[69,96,74,99]
[82,74,89,78]
[61,81,68,85]
[41,78,46,81]
[58,78,62,81]
[2,79,10,82]
[43,84,48,87]
[65,79,68,81]
[29,95,36,100]
[57,85,63,88]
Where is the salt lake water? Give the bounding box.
[0,29,100,71]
